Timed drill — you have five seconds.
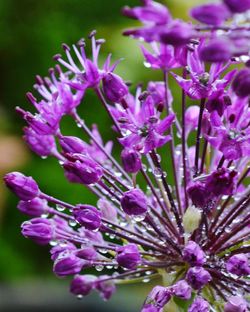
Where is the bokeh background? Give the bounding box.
[0,0,205,310]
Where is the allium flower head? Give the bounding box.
[4,1,250,311]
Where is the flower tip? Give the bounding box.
[26,92,37,104]
[88,30,97,39]
[53,53,62,61]
[62,43,70,51]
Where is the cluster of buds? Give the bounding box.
[4,0,250,311]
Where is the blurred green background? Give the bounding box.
[0,0,205,310]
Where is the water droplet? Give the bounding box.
[69,219,77,227]
[95,265,104,272]
[56,204,65,212]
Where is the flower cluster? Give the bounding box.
[4,0,250,311]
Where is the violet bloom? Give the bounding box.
[188,297,210,312]
[190,4,231,26]
[70,274,97,296]
[199,38,234,63]
[223,0,250,13]
[116,244,141,269]
[183,241,206,266]
[205,168,237,196]
[53,253,84,277]
[121,148,142,173]
[21,218,53,245]
[186,267,211,290]
[226,254,250,276]
[4,172,39,201]
[232,68,250,98]
[63,153,103,185]
[24,127,56,157]
[224,296,248,312]
[117,95,175,153]
[172,280,192,300]
[73,205,101,231]
[76,246,98,261]
[102,72,128,103]
[50,242,77,261]
[17,198,48,217]
[141,304,160,312]
[144,286,171,309]
[121,189,148,216]
[95,278,116,301]
[171,43,236,100]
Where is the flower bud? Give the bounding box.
[4,172,40,201]
[232,68,250,98]
[73,204,101,231]
[223,0,250,13]
[116,244,141,269]
[50,242,77,261]
[77,246,98,261]
[186,267,211,290]
[141,305,159,312]
[70,274,97,296]
[187,182,211,208]
[121,189,148,216]
[144,286,171,309]
[183,241,206,266]
[224,296,248,312]
[21,218,53,245]
[206,168,237,196]
[190,4,230,26]
[188,297,210,312]
[121,149,142,173]
[24,127,56,157]
[17,197,48,217]
[160,21,194,46]
[226,254,250,276]
[59,136,86,153]
[102,73,128,103]
[199,38,233,63]
[63,154,103,185]
[172,280,192,300]
[53,253,84,277]
[95,277,116,300]
[185,106,199,136]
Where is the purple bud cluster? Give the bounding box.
[4,0,250,311]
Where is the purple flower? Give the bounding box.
[144,286,171,309]
[190,4,231,26]
[183,241,206,266]
[122,1,171,25]
[224,295,248,312]
[53,253,84,277]
[50,242,77,261]
[121,189,148,216]
[188,297,210,312]
[187,182,211,208]
[116,243,141,269]
[206,168,237,196]
[102,72,128,103]
[70,274,97,296]
[95,277,116,301]
[226,254,250,276]
[117,94,175,153]
[17,198,48,217]
[141,304,160,312]
[186,267,211,290]
[232,68,250,98]
[4,172,39,201]
[24,127,56,157]
[59,136,87,154]
[223,0,250,13]
[73,205,101,231]
[159,20,195,46]
[63,153,103,185]
[172,43,236,99]
[172,280,192,300]
[121,149,142,173]
[199,38,234,63]
[21,218,53,245]
[76,246,98,261]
